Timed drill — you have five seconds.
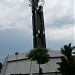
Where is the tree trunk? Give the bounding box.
[39,64,42,75]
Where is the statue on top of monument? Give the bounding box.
[29,0,45,8]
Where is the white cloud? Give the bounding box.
[0,0,74,41]
[0,0,73,29]
[44,0,73,24]
[46,24,74,41]
[0,0,31,29]
[74,25,75,45]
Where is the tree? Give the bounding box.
[57,43,75,75]
[0,62,3,73]
[26,45,50,75]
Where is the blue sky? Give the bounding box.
[0,0,74,62]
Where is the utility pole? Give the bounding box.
[29,0,46,48]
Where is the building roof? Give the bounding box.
[7,49,62,62]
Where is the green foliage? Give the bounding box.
[57,43,75,75]
[26,45,50,64]
[39,66,43,75]
[0,62,3,73]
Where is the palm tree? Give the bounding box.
[57,43,75,75]
[26,45,50,75]
[0,62,3,73]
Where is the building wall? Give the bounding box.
[3,58,61,75]
[1,50,62,75]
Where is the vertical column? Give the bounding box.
[30,0,46,48]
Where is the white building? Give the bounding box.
[1,50,62,75]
